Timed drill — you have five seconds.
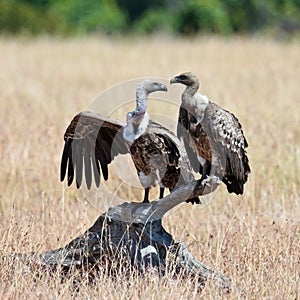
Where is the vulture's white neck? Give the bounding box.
[182,83,209,123]
[136,85,148,100]
[182,84,199,102]
[135,86,148,114]
[123,113,150,143]
[124,85,151,143]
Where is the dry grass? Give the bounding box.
[0,36,299,299]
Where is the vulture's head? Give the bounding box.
[134,79,167,117]
[170,72,199,87]
[138,79,168,94]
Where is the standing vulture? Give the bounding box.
[170,72,250,195]
[60,79,200,204]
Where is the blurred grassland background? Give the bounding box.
[0,1,299,299]
[0,36,299,299]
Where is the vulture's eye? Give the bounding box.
[178,75,187,80]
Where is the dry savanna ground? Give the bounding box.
[0,36,299,299]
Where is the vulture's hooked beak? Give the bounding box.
[160,83,168,92]
[170,77,179,84]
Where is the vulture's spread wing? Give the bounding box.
[60,111,129,189]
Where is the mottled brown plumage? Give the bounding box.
[171,72,250,195]
[60,80,200,203]
[129,120,196,193]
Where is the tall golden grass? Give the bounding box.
[0,36,299,299]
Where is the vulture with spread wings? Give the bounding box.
[60,79,200,204]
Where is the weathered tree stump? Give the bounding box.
[14,177,231,292]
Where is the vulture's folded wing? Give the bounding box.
[205,103,250,194]
[60,111,129,189]
[177,105,201,172]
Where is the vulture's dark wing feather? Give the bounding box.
[205,103,250,194]
[149,121,201,204]
[60,111,129,189]
[177,105,201,172]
